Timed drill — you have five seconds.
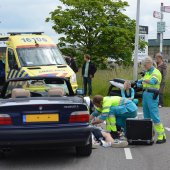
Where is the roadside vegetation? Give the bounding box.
[77,65,170,107]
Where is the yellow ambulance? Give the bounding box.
[0,32,78,91]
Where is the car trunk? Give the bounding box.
[0,97,88,127]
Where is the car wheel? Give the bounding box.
[76,136,92,156]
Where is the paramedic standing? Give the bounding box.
[82,54,97,96]
[137,56,166,144]
[155,53,167,108]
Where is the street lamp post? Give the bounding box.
[133,0,140,80]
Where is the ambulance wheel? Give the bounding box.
[76,136,92,156]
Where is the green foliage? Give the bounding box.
[46,0,137,64]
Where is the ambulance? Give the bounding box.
[0,32,78,91]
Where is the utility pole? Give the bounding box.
[160,3,163,53]
[133,0,140,80]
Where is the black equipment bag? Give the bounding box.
[126,118,154,145]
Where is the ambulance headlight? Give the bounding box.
[70,73,77,84]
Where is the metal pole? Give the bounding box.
[160,3,163,53]
[133,0,140,80]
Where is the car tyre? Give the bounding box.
[76,136,92,156]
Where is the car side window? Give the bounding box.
[8,48,17,70]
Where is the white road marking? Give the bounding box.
[165,127,170,131]
[124,148,133,160]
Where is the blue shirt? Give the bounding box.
[121,88,135,99]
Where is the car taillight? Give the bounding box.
[0,114,13,125]
[69,111,90,123]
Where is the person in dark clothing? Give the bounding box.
[155,53,167,108]
[70,57,78,73]
[65,56,71,66]
[65,56,78,73]
[82,54,97,96]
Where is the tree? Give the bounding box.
[46,0,136,63]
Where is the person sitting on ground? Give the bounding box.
[90,95,138,139]
[121,80,138,105]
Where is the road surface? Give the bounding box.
[0,107,170,170]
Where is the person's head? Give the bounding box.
[143,56,153,71]
[84,54,91,61]
[155,53,163,64]
[93,95,103,108]
[124,80,131,90]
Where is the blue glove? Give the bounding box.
[137,79,143,84]
[136,82,142,88]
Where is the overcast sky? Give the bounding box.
[0,0,170,42]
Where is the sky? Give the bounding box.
[0,0,170,42]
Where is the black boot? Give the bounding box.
[156,136,166,144]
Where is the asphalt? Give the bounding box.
[0,107,170,170]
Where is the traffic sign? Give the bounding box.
[139,26,148,34]
[153,11,163,19]
[163,6,170,13]
[157,22,166,33]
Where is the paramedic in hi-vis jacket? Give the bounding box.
[90,95,137,139]
[137,56,166,144]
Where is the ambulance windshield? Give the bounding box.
[17,47,66,67]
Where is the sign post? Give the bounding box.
[153,4,170,53]
[163,6,170,13]
[153,11,163,19]
[138,26,149,63]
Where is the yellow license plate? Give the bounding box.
[24,114,59,123]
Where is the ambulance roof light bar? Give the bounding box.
[7,32,44,35]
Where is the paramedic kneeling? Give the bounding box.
[137,56,166,144]
[90,95,138,138]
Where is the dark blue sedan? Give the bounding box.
[0,77,92,156]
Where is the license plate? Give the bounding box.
[23,114,59,123]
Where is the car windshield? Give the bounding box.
[5,78,70,98]
[17,47,66,67]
